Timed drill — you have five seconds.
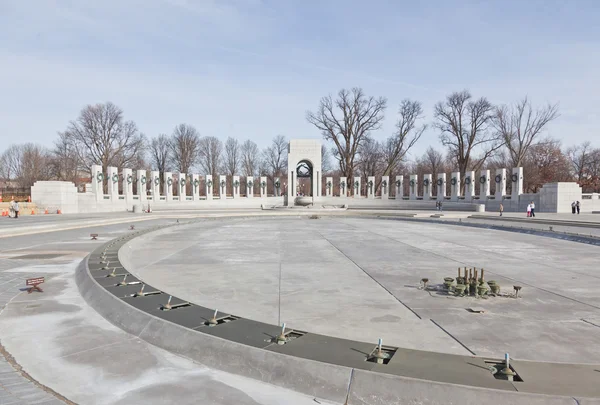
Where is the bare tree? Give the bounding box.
[149,134,172,173]
[357,137,383,191]
[170,124,200,173]
[262,135,288,181]
[566,141,593,182]
[494,97,559,167]
[50,132,82,184]
[240,139,260,177]
[198,136,222,180]
[1,144,52,188]
[381,99,426,176]
[306,88,387,179]
[434,90,500,181]
[224,137,240,176]
[417,147,446,195]
[61,102,146,172]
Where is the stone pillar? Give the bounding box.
[274,177,281,197]
[219,175,227,199]
[339,177,347,197]
[260,176,267,198]
[395,175,403,199]
[381,176,389,200]
[205,175,213,200]
[246,177,254,198]
[137,169,147,202]
[91,164,103,201]
[465,171,475,201]
[178,173,186,201]
[353,176,361,198]
[512,167,523,199]
[409,175,418,200]
[151,171,160,201]
[107,166,119,201]
[479,169,490,199]
[192,174,200,201]
[366,176,375,199]
[494,168,506,200]
[123,168,133,202]
[325,177,333,197]
[437,173,446,201]
[423,174,432,200]
[450,171,461,201]
[233,176,241,198]
[164,171,173,202]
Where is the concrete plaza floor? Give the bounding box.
[1,210,600,404]
[127,216,600,363]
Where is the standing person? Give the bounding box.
[576,201,581,214]
[8,198,15,218]
[439,201,443,212]
[526,203,531,217]
[435,201,439,211]
[13,201,20,219]
[530,200,536,217]
[572,201,576,214]
[499,203,504,217]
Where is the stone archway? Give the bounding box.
[286,139,322,206]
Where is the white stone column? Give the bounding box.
[450,171,461,201]
[107,166,119,201]
[479,169,490,199]
[206,175,213,200]
[465,171,475,201]
[91,164,103,202]
[512,167,523,199]
[123,168,133,203]
[339,177,347,197]
[178,173,187,201]
[409,175,418,200]
[395,175,403,199]
[192,174,200,201]
[381,176,389,200]
[137,169,147,202]
[260,176,267,198]
[353,176,361,198]
[437,173,446,201]
[219,175,227,199]
[325,177,333,197]
[367,176,375,199]
[494,168,506,200]
[423,174,432,200]
[151,171,160,201]
[246,177,254,198]
[164,172,173,202]
[274,177,281,197]
[233,176,240,198]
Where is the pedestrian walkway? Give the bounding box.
[0,272,67,405]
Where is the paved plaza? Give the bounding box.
[0,210,599,404]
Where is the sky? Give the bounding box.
[0,0,598,160]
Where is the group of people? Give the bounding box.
[571,201,581,214]
[526,201,536,217]
[435,201,443,211]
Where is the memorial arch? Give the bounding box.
[287,139,322,206]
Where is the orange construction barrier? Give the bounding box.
[57,209,62,214]
[44,208,48,214]
[31,209,35,215]
[2,210,6,217]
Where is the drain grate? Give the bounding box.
[204,315,239,326]
[485,360,523,382]
[366,345,397,364]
